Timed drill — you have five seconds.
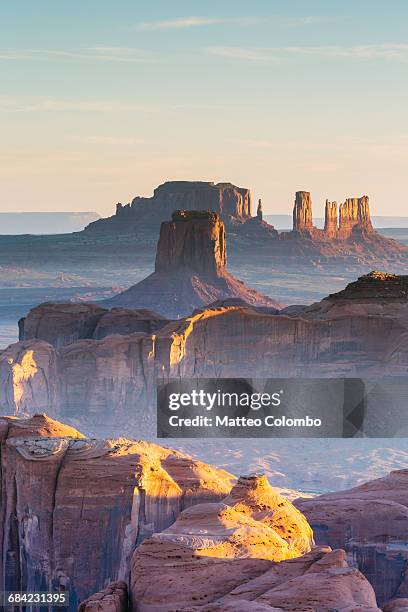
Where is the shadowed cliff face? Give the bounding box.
[296,469,408,605]
[0,414,234,610]
[155,210,226,275]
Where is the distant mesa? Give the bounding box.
[84,179,376,241]
[85,181,252,232]
[102,209,281,317]
[83,179,408,268]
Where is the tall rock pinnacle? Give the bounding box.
[257,198,263,221]
[324,200,338,237]
[293,191,314,232]
[155,210,226,276]
[104,209,281,317]
[338,196,373,238]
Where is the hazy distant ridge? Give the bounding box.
[0,212,100,235]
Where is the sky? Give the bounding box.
[1,0,408,217]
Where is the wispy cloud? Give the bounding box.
[0,98,156,113]
[207,43,408,62]
[66,135,145,145]
[131,14,344,31]
[0,47,155,63]
[133,16,261,31]
[0,97,247,114]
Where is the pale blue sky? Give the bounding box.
[1,1,408,216]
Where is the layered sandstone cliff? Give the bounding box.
[130,474,315,610]
[103,210,281,317]
[0,414,234,610]
[19,304,168,348]
[86,181,252,232]
[296,468,408,606]
[3,272,408,432]
[129,476,382,611]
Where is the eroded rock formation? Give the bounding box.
[294,192,374,239]
[78,582,128,612]
[155,210,226,275]
[103,210,281,317]
[296,468,408,605]
[184,548,380,611]
[3,272,408,430]
[0,414,234,610]
[86,181,252,232]
[324,199,338,237]
[19,304,168,348]
[293,191,314,233]
[338,195,373,237]
[130,474,315,610]
[81,178,408,268]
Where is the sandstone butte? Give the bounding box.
[0,413,234,609]
[85,181,253,230]
[101,209,282,317]
[83,180,408,268]
[5,271,408,434]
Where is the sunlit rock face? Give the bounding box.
[338,195,373,237]
[296,469,408,605]
[293,191,314,234]
[102,210,281,317]
[293,191,374,239]
[3,272,408,431]
[130,473,315,610]
[85,181,252,233]
[0,415,234,610]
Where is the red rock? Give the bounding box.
[324,199,338,237]
[338,195,373,237]
[296,469,408,605]
[293,191,314,233]
[86,181,252,232]
[104,210,281,317]
[93,308,168,339]
[19,303,106,348]
[0,415,234,608]
[130,474,314,610]
[188,549,380,611]
[78,581,128,611]
[4,273,408,429]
